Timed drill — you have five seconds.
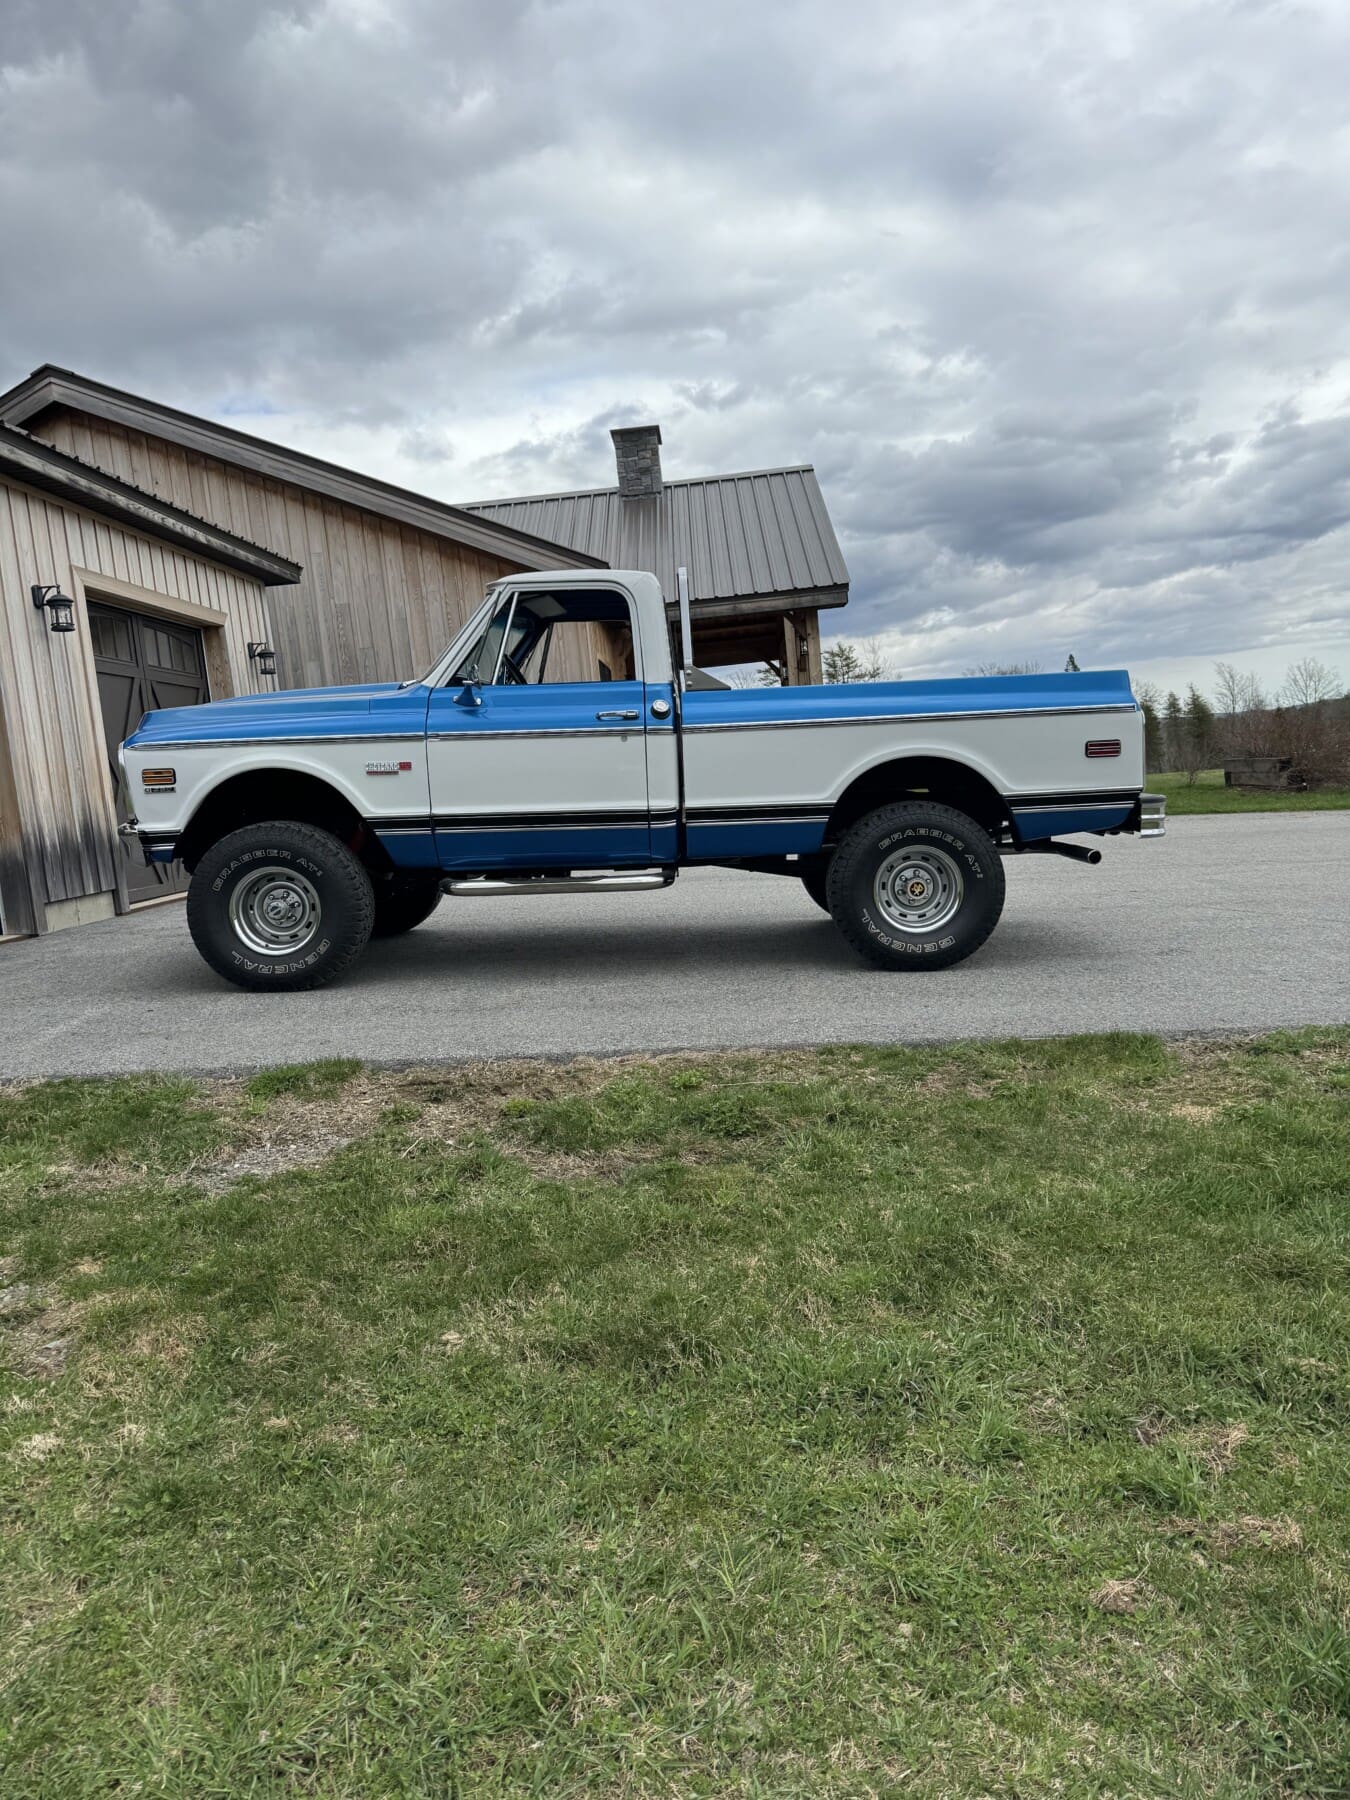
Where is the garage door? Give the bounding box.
[90,602,209,905]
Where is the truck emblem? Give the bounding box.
[366,760,413,775]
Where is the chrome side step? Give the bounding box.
[445,871,675,898]
[1139,792,1167,837]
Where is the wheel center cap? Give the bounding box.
[264,889,302,925]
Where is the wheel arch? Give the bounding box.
[176,764,390,873]
[825,753,1008,843]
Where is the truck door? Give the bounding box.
[425,584,657,869]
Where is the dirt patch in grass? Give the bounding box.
[1167,1515,1305,1554]
[0,1279,74,1380]
[1133,1416,1251,1471]
[1090,1577,1148,1615]
[197,1052,829,1188]
[1185,1421,1251,1473]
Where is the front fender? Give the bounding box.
[123,740,428,840]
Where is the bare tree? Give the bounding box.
[1279,656,1343,708]
[1212,661,1270,759]
[964,659,1043,677]
[1213,661,1266,719]
[1271,657,1349,787]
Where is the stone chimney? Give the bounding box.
[611,424,663,497]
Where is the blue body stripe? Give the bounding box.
[685,818,828,858]
[1012,803,1133,841]
[373,829,440,870]
[429,824,653,870]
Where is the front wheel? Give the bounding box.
[826,802,1005,970]
[187,820,375,991]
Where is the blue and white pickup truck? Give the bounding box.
[120,568,1164,990]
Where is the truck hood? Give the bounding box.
[123,681,425,749]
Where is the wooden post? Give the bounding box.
[782,611,823,685]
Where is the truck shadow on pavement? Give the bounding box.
[347,912,1113,990]
[358,912,864,982]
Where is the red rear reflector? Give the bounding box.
[1085,740,1121,758]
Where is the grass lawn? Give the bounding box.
[1154,768,1350,814]
[2,1033,1349,1798]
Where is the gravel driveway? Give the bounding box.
[1,813,1347,1078]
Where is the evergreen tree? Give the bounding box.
[1178,684,1216,784]
[1162,690,1184,771]
[822,640,892,683]
[1064,652,1081,672]
[823,641,867,683]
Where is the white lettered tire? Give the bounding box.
[825,801,1005,970]
[187,820,375,992]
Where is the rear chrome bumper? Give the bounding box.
[1139,792,1166,837]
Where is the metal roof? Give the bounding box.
[0,365,605,576]
[0,423,302,586]
[464,465,849,616]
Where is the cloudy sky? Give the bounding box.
[3,0,1349,691]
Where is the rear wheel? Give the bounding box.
[826,801,1005,970]
[371,872,443,938]
[187,820,375,991]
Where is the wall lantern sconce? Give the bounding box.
[247,641,277,678]
[31,584,76,633]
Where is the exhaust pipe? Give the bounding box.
[1023,840,1102,865]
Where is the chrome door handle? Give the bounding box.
[595,709,639,721]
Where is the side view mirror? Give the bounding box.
[453,678,483,708]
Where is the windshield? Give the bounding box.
[414,589,502,687]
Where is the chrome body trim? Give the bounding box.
[428,726,642,742]
[145,733,426,750]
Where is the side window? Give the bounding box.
[452,590,637,687]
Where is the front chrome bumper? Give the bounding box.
[1139,792,1166,837]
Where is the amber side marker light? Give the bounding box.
[1085,740,1122,758]
[142,768,177,789]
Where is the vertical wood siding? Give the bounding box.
[40,413,522,688]
[0,477,270,919]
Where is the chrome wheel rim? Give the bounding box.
[872,845,964,934]
[229,866,322,955]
